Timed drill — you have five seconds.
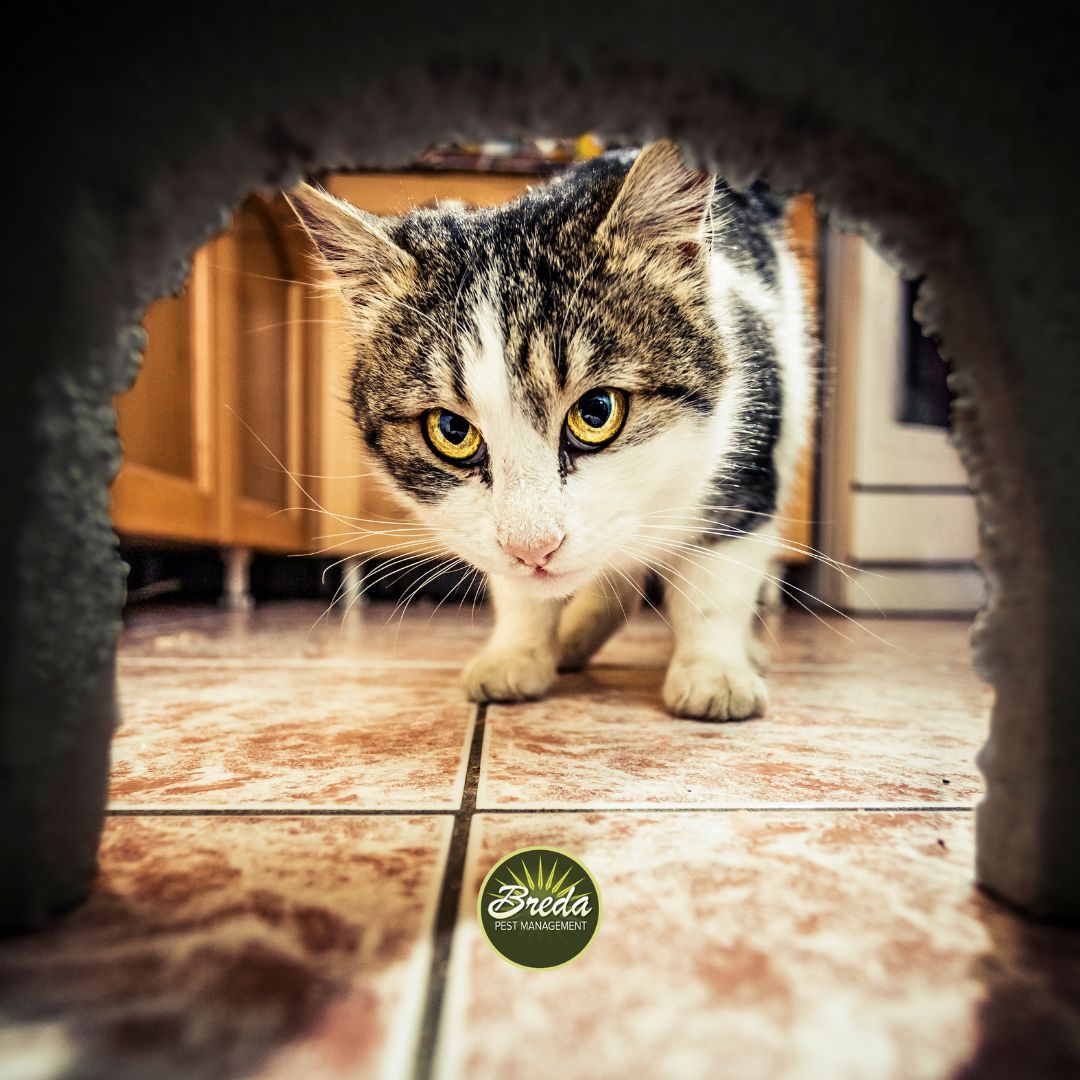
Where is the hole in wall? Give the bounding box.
[9,44,1065,1069]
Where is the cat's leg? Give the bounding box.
[661,531,771,721]
[463,575,563,702]
[556,568,645,672]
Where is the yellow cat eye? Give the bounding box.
[565,388,628,449]
[424,408,485,464]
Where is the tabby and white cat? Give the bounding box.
[292,141,810,720]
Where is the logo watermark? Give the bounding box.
[478,847,601,969]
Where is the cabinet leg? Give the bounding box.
[221,546,254,612]
[341,558,366,617]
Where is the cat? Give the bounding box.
[291,141,811,720]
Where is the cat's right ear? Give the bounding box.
[596,141,714,255]
[287,183,417,299]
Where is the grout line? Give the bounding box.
[412,703,486,1080]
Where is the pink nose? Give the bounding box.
[500,533,565,569]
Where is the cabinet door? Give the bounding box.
[214,198,309,552]
[112,256,219,542]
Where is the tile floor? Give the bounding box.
[3,600,1079,1079]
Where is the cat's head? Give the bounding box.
[292,142,737,598]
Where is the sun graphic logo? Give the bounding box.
[477,847,602,969]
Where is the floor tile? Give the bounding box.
[760,611,976,670]
[112,663,474,809]
[120,602,976,675]
[120,600,491,665]
[0,815,450,1080]
[436,811,1080,1080]
[590,609,976,672]
[479,665,990,808]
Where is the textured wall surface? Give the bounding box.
[3,4,1078,928]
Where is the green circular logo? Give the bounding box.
[477,846,601,969]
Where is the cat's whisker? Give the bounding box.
[634,513,890,616]
[207,262,313,290]
[276,468,392,482]
[639,511,848,564]
[298,529,436,562]
[279,504,439,531]
[601,560,672,630]
[225,406,401,539]
[386,557,461,624]
[338,550,455,636]
[642,505,813,526]
[470,570,488,626]
[612,544,709,621]
[307,543,450,637]
[629,534,913,655]
[305,524,435,547]
[243,317,351,336]
[636,519,885,601]
[454,565,482,619]
[597,568,631,628]
[321,538,446,585]
[622,538,776,645]
[387,557,463,648]
[623,538,781,650]
[427,560,480,625]
[299,529,439,567]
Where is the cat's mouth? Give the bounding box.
[501,562,593,598]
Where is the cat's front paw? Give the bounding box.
[463,647,557,703]
[662,657,768,721]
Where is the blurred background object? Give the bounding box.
[813,230,982,616]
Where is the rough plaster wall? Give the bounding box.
[2,5,1078,927]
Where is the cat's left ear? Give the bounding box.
[597,141,714,254]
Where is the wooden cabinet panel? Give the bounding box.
[233,208,291,508]
[213,198,309,553]
[112,196,310,552]
[119,293,195,478]
[112,256,219,543]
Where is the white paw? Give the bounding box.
[463,647,557,703]
[662,657,768,721]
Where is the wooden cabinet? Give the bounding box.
[112,257,220,543]
[113,196,312,552]
[212,199,309,552]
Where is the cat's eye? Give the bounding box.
[424,408,485,465]
[565,388,628,450]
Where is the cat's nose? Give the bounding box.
[499,532,565,569]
